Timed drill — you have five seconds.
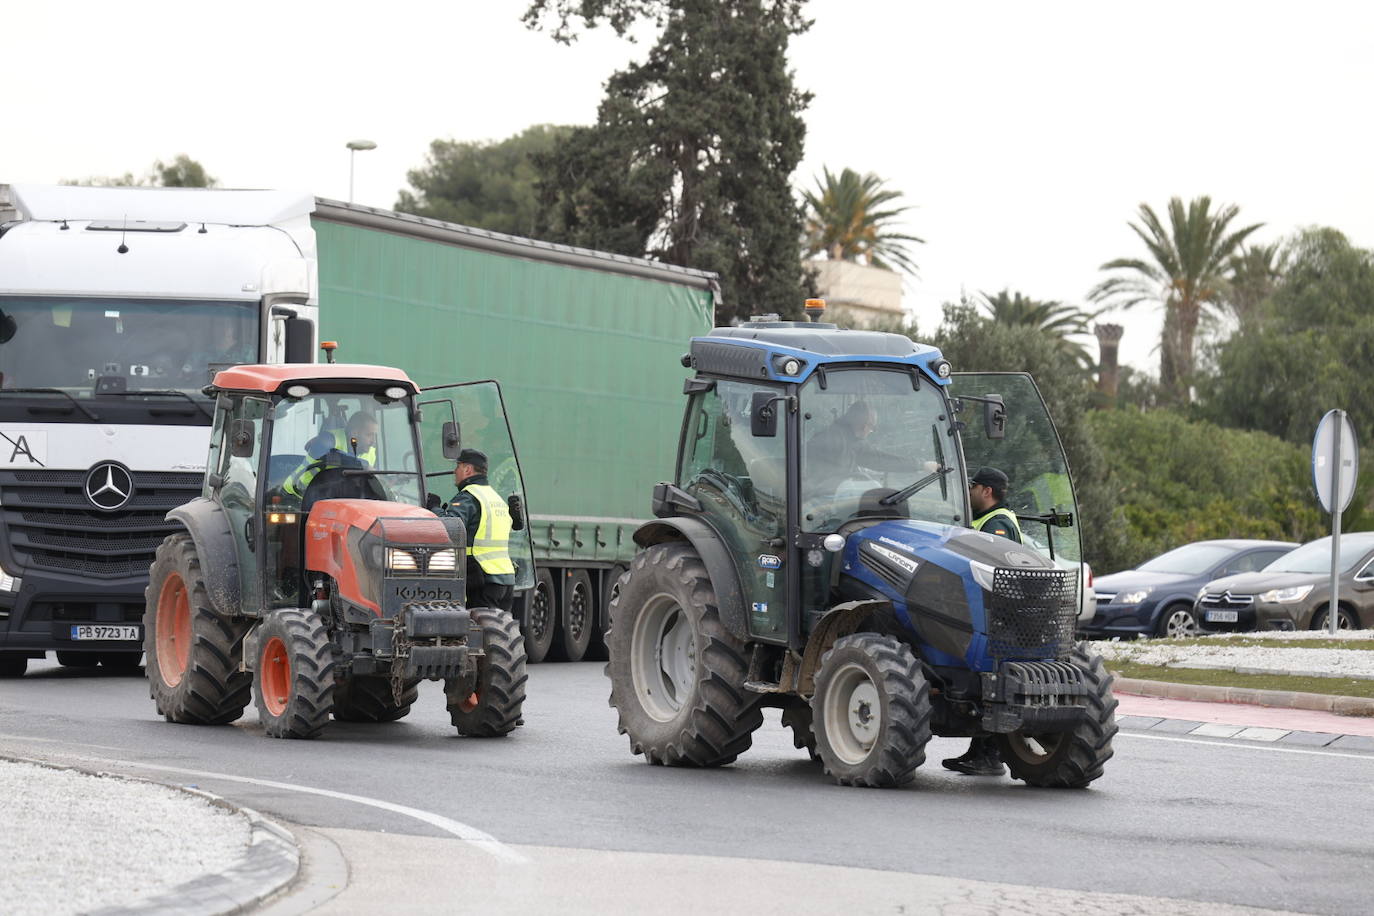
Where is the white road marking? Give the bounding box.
[1118,731,1374,761]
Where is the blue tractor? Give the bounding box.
[606,309,1117,788]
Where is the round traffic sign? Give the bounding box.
[1313,409,1358,514]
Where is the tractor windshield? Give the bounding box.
[799,367,961,532]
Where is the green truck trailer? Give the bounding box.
[310,199,718,662]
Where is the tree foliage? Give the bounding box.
[978,289,1094,369]
[526,0,813,324]
[396,125,573,236]
[64,155,218,188]
[801,166,921,274]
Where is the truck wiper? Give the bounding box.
[101,388,214,420]
[879,465,956,506]
[0,388,102,422]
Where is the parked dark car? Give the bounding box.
[1196,532,1374,632]
[1082,539,1298,639]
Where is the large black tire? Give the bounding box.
[606,542,763,767]
[996,643,1119,788]
[812,633,932,788]
[145,534,252,725]
[780,701,820,762]
[586,564,626,663]
[557,568,594,663]
[522,568,557,664]
[0,654,27,678]
[445,607,528,736]
[57,651,100,668]
[333,676,419,722]
[253,608,336,739]
[1155,603,1200,639]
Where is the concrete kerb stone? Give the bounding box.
[1112,676,1374,717]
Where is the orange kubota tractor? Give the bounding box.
[143,363,534,739]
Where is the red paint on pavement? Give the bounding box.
[1115,692,1374,738]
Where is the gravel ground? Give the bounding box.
[1095,630,1374,679]
[0,759,251,915]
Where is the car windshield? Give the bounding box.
[0,296,257,395]
[1265,536,1374,574]
[1137,543,1237,575]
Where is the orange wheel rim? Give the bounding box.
[155,572,192,687]
[460,692,479,713]
[261,636,291,717]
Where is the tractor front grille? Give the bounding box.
[985,566,1078,661]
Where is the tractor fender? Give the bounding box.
[797,599,893,697]
[167,497,243,617]
[633,518,748,641]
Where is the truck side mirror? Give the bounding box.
[284,317,314,363]
[984,396,1006,440]
[750,392,778,438]
[229,419,256,458]
[441,420,462,459]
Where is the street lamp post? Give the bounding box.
[346,139,377,203]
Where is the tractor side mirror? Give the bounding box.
[983,395,1006,440]
[441,420,462,459]
[229,418,256,458]
[750,392,778,438]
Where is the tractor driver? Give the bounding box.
[944,465,1023,778]
[435,448,515,612]
[282,411,379,501]
[806,400,907,486]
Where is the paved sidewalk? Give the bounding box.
[1115,690,1374,751]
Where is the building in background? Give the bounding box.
[806,259,905,327]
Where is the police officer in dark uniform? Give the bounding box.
[944,466,1022,777]
[436,448,515,612]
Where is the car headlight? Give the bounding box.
[428,548,458,573]
[969,560,997,591]
[1118,589,1151,605]
[386,548,418,573]
[1258,585,1313,604]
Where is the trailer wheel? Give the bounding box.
[780,701,820,761]
[254,608,336,739]
[446,607,528,736]
[812,633,931,788]
[606,542,763,767]
[145,533,252,724]
[333,676,419,722]
[558,569,594,662]
[996,643,1118,788]
[522,568,557,663]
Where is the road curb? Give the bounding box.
[1113,676,1374,717]
[3,755,300,915]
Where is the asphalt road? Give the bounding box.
[3,657,1372,914]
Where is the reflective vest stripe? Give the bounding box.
[463,483,515,575]
[972,506,1023,541]
[283,430,376,496]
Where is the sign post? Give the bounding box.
[1313,410,1359,635]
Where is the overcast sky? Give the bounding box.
[7,1,1372,372]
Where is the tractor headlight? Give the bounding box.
[428,549,458,573]
[1258,585,1313,604]
[969,559,998,591]
[386,548,419,573]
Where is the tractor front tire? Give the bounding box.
[606,542,763,767]
[445,607,528,736]
[145,534,252,725]
[996,643,1119,788]
[254,608,336,739]
[812,633,932,788]
[333,676,419,722]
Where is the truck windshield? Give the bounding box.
[800,367,960,531]
[0,296,257,396]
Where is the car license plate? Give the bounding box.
[1205,610,1239,623]
[70,624,140,641]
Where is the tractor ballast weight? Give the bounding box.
[606,316,1117,788]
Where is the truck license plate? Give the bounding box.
[70,625,141,641]
[1205,610,1239,623]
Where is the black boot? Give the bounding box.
[942,736,1006,776]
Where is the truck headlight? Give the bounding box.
[428,549,458,573]
[386,548,419,573]
[1258,585,1313,604]
[1118,589,1151,605]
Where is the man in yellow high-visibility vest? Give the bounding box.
[436,448,515,611]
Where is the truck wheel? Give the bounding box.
[254,608,336,739]
[446,607,528,736]
[522,568,557,664]
[996,643,1119,788]
[780,702,820,761]
[812,633,932,788]
[606,542,763,767]
[145,533,252,724]
[56,651,100,668]
[587,564,626,663]
[0,654,26,678]
[333,676,419,722]
[558,569,594,663]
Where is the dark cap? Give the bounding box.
[970,466,1009,490]
[457,448,488,471]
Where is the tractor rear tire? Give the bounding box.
[333,676,419,722]
[812,633,931,788]
[780,701,820,762]
[996,643,1118,788]
[522,568,557,664]
[446,607,528,736]
[145,533,252,725]
[254,608,336,739]
[606,542,763,767]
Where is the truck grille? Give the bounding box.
[985,567,1078,661]
[0,469,202,579]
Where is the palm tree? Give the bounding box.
[979,289,1094,369]
[1090,196,1261,404]
[1226,242,1285,330]
[802,167,923,274]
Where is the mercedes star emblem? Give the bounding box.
[84,462,134,511]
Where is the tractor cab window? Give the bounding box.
[799,368,961,532]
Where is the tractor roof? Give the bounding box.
[690,324,949,385]
[209,363,419,395]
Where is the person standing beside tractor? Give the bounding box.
[437,448,516,612]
